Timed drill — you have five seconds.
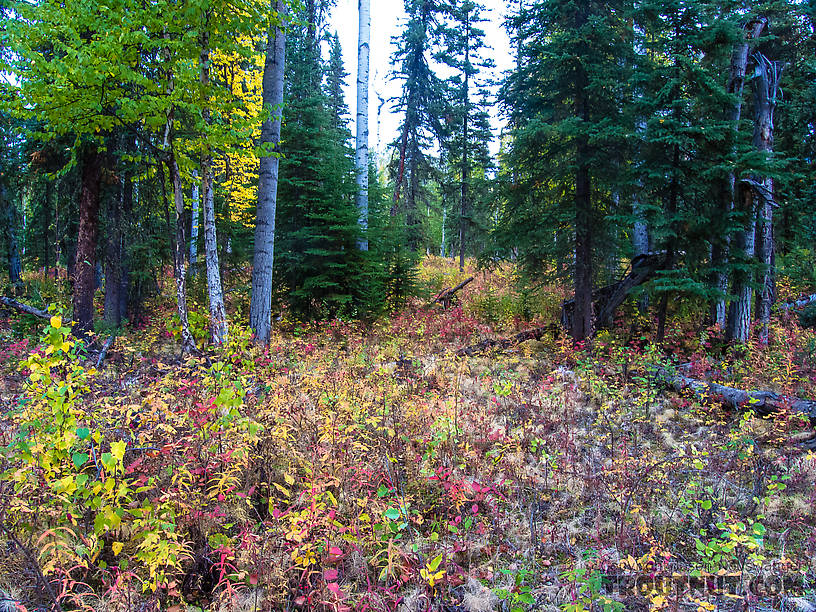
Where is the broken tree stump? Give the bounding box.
[431,276,474,309]
[561,252,669,332]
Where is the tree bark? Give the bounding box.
[458,6,470,273]
[355,0,370,251]
[249,0,287,346]
[654,366,816,424]
[73,146,104,334]
[752,54,782,345]
[0,297,50,320]
[168,152,197,354]
[200,26,229,346]
[726,186,756,343]
[573,39,593,342]
[2,182,22,289]
[190,170,200,275]
[713,18,767,328]
[103,170,124,328]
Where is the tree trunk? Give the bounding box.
[632,169,649,314]
[712,18,767,327]
[726,186,756,343]
[458,7,470,274]
[73,146,103,334]
[190,170,200,275]
[103,172,124,328]
[752,54,781,345]
[355,0,370,251]
[572,17,593,342]
[43,182,51,277]
[2,182,22,289]
[168,152,197,354]
[200,27,229,346]
[249,0,287,346]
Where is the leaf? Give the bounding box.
[76,427,90,440]
[110,441,126,463]
[50,315,62,329]
[284,473,295,486]
[384,507,400,521]
[112,541,123,556]
[72,452,88,469]
[427,552,443,572]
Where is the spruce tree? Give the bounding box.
[274,9,364,320]
[499,0,632,340]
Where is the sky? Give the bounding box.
[330,0,515,158]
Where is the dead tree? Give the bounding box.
[431,277,474,309]
[561,252,669,333]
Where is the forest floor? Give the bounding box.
[1,257,815,612]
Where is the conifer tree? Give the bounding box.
[500,0,631,341]
[438,0,494,271]
[274,4,364,319]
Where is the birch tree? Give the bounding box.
[355,0,371,251]
[249,0,287,345]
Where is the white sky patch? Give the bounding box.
[330,0,515,160]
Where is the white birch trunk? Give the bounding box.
[200,27,229,346]
[355,0,371,251]
[190,170,200,274]
[249,1,287,345]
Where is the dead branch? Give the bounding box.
[0,297,51,320]
[95,334,116,369]
[431,276,474,309]
[561,252,669,331]
[456,325,559,357]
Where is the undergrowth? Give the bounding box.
[0,259,814,611]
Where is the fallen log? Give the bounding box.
[432,277,474,308]
[0,297,50,320]
[456,325,559,357]
[653,366,816,424]
[779,293,816,311]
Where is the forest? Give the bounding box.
[0,0,815,610]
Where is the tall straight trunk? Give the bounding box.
[190,170,200,275]
[355,0,370,251]
[713,19,767,327]
[441,202,446,257]
[752,54,782,345]
[120,161,133,320]
[103,173,124,328]
[200,27,229,346]
[168,152,197,354]
[2,183,22,289]
[162,35,195,354]
[393,121,409,210]
[572,3,592,342]
[657,144,680,343]
[458,7,470,273]
[408,142,420,250]
[43,182,51,276]
[726,186,757,343]
[249,0,287,346]
[73,146,103,334]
